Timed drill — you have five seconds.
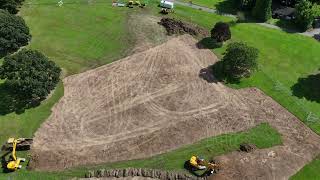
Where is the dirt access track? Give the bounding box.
[30,35,320,179]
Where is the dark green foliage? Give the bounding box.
[221,42,259,80]
[0,0,24,14]
[0,49,61,112]
[0,10,31,58]
[252,0,272,22]
[239,0,256,10]
[295,0,316,31]
[211,22,231,42]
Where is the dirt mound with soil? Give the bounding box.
[30,35,320,179]
[158,18,208,37]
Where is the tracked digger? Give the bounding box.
[186,155,220,177]
[1,138,33,172]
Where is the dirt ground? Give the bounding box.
[30,35,320,179]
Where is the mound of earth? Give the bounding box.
[30,35,320,180]
[158,18,208,37]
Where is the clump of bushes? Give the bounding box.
[0,0,24,14]
[219,42,259,80]
[252,0,272,22]
[211,22,231,42]
[295,0,320,31]
[0,49,61,106]
[0,9,31,58]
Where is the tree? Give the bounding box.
[0,10,31,58]
[0,0,24,14]
[252,0,272,22]
[295,0,315,30]
[211,22,231,42]
[0,49,61,107]
[239,0,256,10]
[221,42,259,80]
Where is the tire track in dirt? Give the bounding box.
[30,35,320,180]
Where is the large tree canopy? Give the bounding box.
[221,42,259,80]
[0,0,24,14]
[0,49,61,107]
[0,9,31,58]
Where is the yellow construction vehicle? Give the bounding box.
[127,0,145,8]
[187,155,219,176]
[1,138,33,172]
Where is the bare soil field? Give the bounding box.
[30,35,320,179]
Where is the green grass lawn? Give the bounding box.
[0,123,282,179]
[21,0,133,75]
[180,0,237,14]
[291,156,320,180]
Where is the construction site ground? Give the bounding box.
[30,35,320,179]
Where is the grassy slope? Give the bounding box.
[22,0,132,75]
[0,0,132,179]
[0,123,282,179]
[290,156,320,180]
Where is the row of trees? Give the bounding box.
[238,0,320,30]
[210,22,259,81]
[0,5,61,114]
[239,0,272,21]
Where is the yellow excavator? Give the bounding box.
[187,155,219,176]
[1,138,33,172]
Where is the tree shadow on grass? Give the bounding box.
[196,37,223,49]
[199,62,240,84]
[291,73,320,103]
[0,83,39,115]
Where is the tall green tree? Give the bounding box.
[0,10,31,58]
[252,0,272,22]
[221,42,259,80]
[0,0,24,14]
[0,49,61,107]
[295,0,320,31]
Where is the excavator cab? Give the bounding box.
[185,155,219,177]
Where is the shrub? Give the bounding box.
[252,0,272,22]
[0,0,24,14]
[239,0,256,10]
[221,42,259,80]
[295,0,315,30]
[211,22,231,42]
[294,0,320,31]
[0,49,61,106]
[0,10,31,58]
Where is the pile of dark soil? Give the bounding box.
[239,143,256,153]
[158,18,209,37]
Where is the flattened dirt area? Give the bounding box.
[30,35,320,179]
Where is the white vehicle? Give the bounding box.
[160,0,174,9]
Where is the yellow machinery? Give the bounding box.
[127,0,145,7]
[6,138,26,171]
[188,155,219,175]
[1,138,32,172]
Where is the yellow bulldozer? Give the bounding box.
[1,138,33,172]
